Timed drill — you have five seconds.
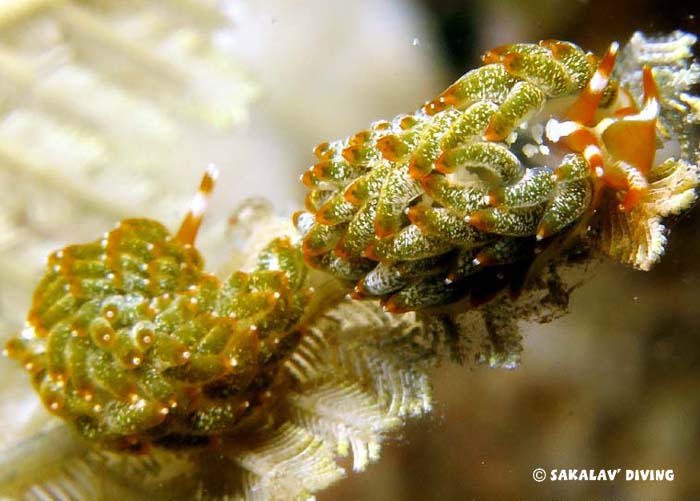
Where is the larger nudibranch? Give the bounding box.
[296,37,699,311]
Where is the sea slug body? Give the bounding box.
[296,36,700,312]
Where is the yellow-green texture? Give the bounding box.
[4,219,310,451]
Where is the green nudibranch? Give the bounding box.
[4,167,311,452]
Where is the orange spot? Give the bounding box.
[46,398,63,413]
[406,205,428,227]
[23,358,39,373]
[301,239,326,258]
[76,387,95,402]
[419,174,443,198]
[399,116,416,130]
[423,87,459,115]
[352,281,369,299]
[3,338,25,359]
[311,160,332,180]
[363,242,381,261]
[199,170,216,195]
[304,193,319,213]
[500,53,523,74]
[301,169,318,188]
[376,135,404,162]
[620,186,648,211]
[342,145,361,163]
[373,218,396,239]
[333,239,352,259]
[483,119,505,142]
[535,223,550,241]
[408,157,431,179]
[343,179,364,205]
[373,121,392,131]
[467,211,490,232]
[313,142,331,160]
[350,130,371,146]
[423,100,442,116]
[481,45,507,64]
[382,296,409,314]
[540,39,566,58]
[488,188,504,206]
[474,249,495,266]
[314,203,335,225]
[433,152,454,174]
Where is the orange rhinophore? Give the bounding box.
[174,164,219,245]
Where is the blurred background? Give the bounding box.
[0,0,698,499]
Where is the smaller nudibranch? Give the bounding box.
[4,167,311,452]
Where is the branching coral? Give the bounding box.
[1,28,699,501]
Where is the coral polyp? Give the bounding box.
[4,167,311,451]
[296,36,699,311]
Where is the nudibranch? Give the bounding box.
[296,36,699,312]
[4,166,311,452]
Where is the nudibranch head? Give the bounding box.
[296,34,700,310]
[4,167,311,452]
[544,43,661,213]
